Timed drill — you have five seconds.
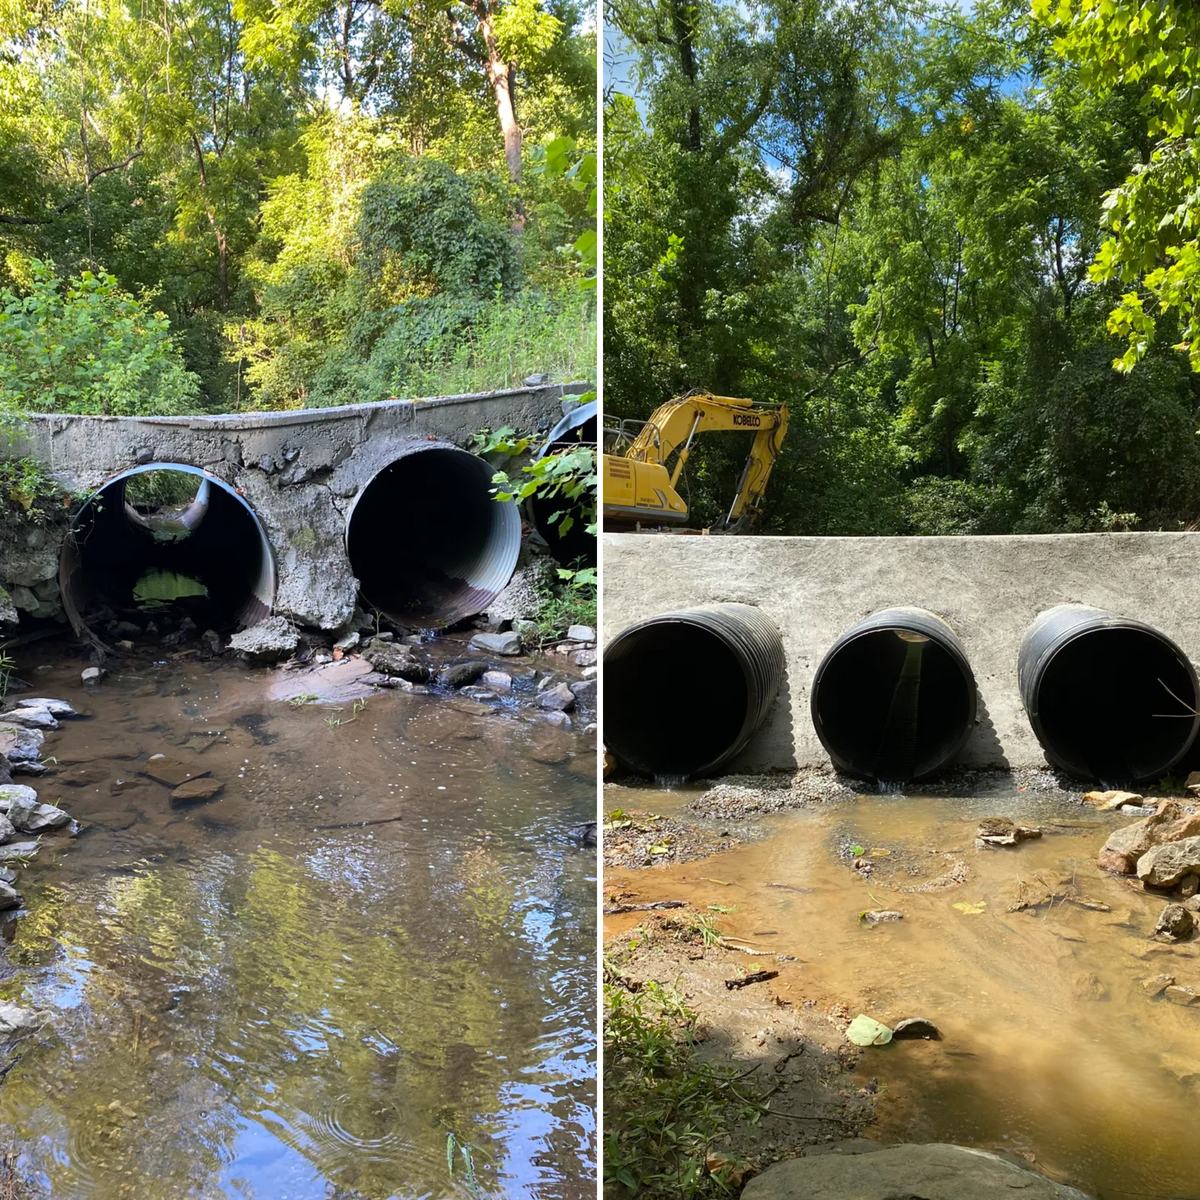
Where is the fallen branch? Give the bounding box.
[603,899,688,915]
[718,937,775,956]
[314,815,405,831]
[725,970,779,990]
[769,1109,858,1125]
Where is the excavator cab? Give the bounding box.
[601,392,788,532]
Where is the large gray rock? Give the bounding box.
[16,698,77,718]
[1155,903,1194,940]
[1138,837,1200,889]
[0,841,39,861]
[0,707,58,730]
[485,548,557,624]
[470,630,523,656]
[228,617,299,663]
[741,1142,1095,1200]
[539,683,576,712]
[438,661,487,689]
[569,678,597,705]
[0,723,43,763]
[0,1001,50,1068]
[0,785,39,811]
[1097,802,1199,873]
[7,797,71,833]
[364,645,432,683]
[481,670,513,693]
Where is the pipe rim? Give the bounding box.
[1024,620,1200,781]
[344,440,522,627]
[604,605,778,778]
[811,612,978,782]
[60,462,277,640]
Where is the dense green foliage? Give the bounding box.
[1033,0,1200,374]
[0,263,199,414]
[0,0,596,415]
[605,0,1200,534]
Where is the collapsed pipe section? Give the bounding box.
[603,603,784,780]
[346,440,521,627]
[1019,605,1200,784]
[529,400,597,569]
[60,464,275,638]
[811,608,977,783]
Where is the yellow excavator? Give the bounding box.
[603,391,789,532]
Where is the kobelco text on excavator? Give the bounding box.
[602,391,789,532]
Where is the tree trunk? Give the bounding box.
[479,10,523,228]
[670,0,702,152]
[190,132,230,310]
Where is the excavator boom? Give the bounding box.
[602,392,788,531]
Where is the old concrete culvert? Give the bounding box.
[811,608,977,783]
[59,464,275,638]
[345,440,521,627]
[1019,605,1200,783]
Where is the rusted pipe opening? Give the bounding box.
[60,465,275,637]
[346,443,521,627]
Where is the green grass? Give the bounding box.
[604,976,764,1198]
[398,288,596,399]
[536,578,597,641]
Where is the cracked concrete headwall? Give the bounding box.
[0,384,587,631]
[602,531,1200,772]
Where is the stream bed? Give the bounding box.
[0,651,596,1199]
[604,786,1200,1200]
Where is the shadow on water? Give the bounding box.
[0,653,596,1199]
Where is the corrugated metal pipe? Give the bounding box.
[60,464,275,639]
[603,603,784,780]
[1019,605,1200,783]
[811,608,977,783]
[345,440,521,628]
[529,399,597,569]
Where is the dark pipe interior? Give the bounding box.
[605,623,748,779]
[65,471,271,634]
[815,630,973,781]
[347,449,507,626]
[530,413,597,568]
[1035,628,1198,782]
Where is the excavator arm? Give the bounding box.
[603,392,788,530]
[722,406,789,531]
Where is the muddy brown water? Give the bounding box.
[604,787,1200,1200]
[0,652,596,1199]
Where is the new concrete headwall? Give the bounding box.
[1,384,586,631]
[602,531,1200,771]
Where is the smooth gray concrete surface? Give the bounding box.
[601,531,1200,771]
[0,385,586,630]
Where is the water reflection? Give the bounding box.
[0,656,596,1199]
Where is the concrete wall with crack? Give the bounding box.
[0,384,587,631]
[602,531,1200,772]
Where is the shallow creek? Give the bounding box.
[0,653,596,1199]
[604,788,1200,1200]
